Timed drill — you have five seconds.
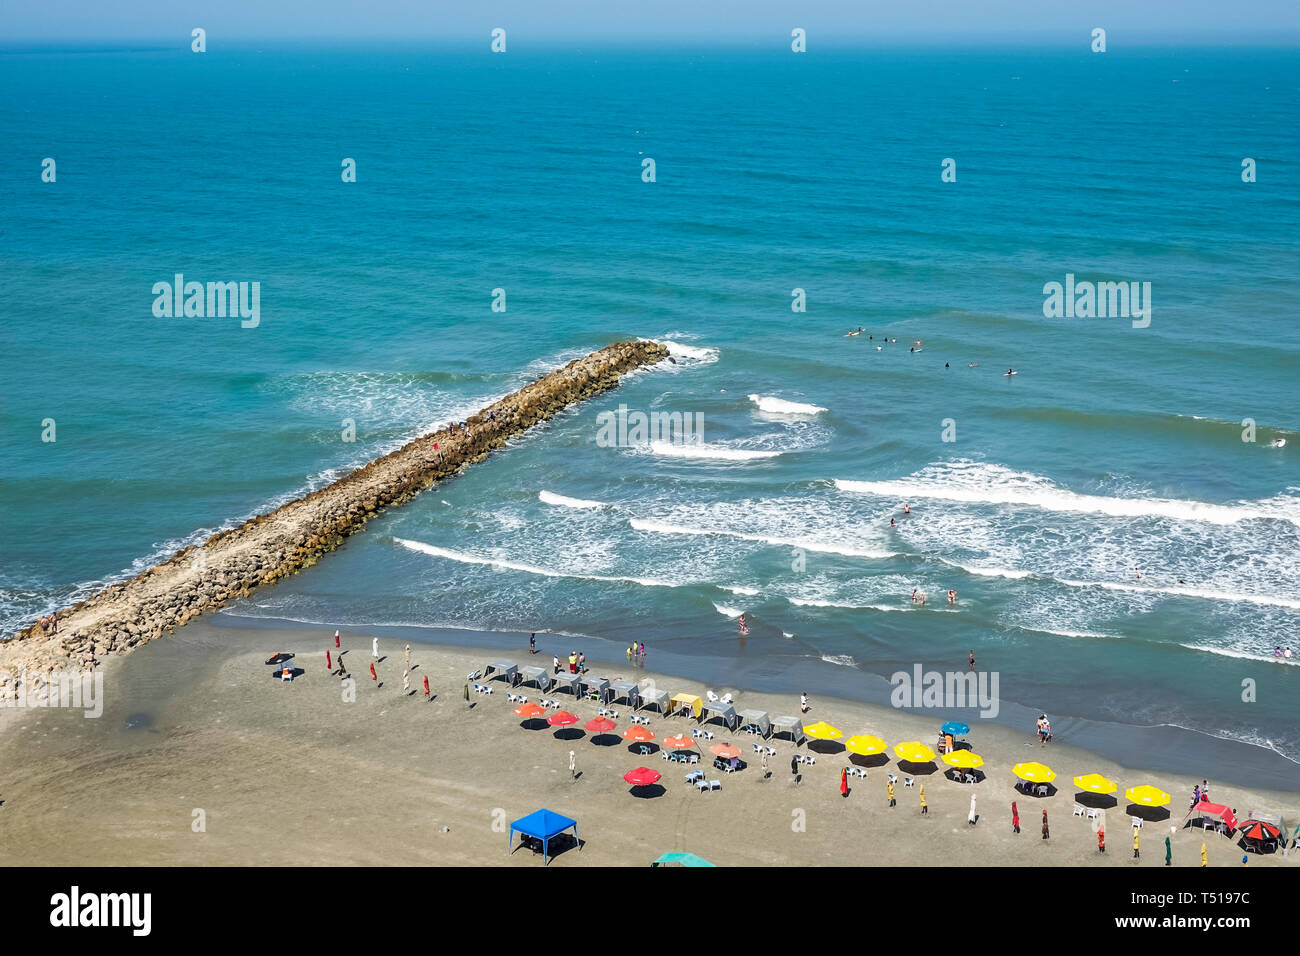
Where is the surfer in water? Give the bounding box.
[1005,368,1018,376]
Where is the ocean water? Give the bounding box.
[2,43,1298,783]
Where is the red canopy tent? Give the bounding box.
[1186,799,1238,833]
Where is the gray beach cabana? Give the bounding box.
[484,660,518,686]
[579,675,610,702]
[551,672,581,698]
[610,680,640,708]
[738,709,771,737]
[702,701,739,731]
[771,716,806,746]
[639,687,670,715]
[519,665,551,691]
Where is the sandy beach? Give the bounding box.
[1,620,1293,867]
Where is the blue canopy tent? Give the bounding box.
[508,809,580,865]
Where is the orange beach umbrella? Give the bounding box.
[710,743,742,759]
[584,716,617,734]
[514,702,548,719]
[621,725,655,742]
[662,734,696,750]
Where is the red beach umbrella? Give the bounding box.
[547,711,579,727]
[623,767,662,787]
[514,702,547,719]
[621,725,655,742]
[584,716,617,734]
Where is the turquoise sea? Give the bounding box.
[2,43,1298,786]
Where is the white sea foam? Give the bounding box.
[538,490,607,509]
[748,394,827,416]
[834,460,1300,527]
[1179,644,1300,666]
[820,654,858,667]
[722,585,760,596]
[647,441,781,461]
[628,517,897,560]
[393,537,678,589]
[1058,577,1300,611]
[641,338,720,364]
[712,602,745,618]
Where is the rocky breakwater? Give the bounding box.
[0,341,670,689]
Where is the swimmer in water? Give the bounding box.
[903,504,910,516]
[948,589,957,605]
[1005,368,1017,376]
[945,362,950,368]
[890,517,896,527]
[968,362,979,368]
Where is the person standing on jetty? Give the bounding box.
[1011,801,1020,834]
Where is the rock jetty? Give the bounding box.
[0,340,669,686]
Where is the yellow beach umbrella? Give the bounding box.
[893,742,936,763]
[942,750,984,769]
[803,721,843,740]
[1012,762,1057,783]
[844,735,888,756]
[1073,773,1117,794]
[1125,785,1171,807]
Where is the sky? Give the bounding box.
[3,0,1299,44]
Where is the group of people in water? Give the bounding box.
[897,504,959,609]
[1274,646,1294,660]
[843,329,1018,373]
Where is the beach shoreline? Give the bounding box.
[0,617,1293,867]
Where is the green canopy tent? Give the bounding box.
[652,852,715,867]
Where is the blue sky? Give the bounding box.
[5,1,1299,43]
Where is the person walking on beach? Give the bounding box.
[529,633,536,655]
[968,793,977,825]
[1165,835,1172,866]
[1201,842,1207,867]
[1098,826,1105,853]
[840,767,849,798]
[326,649,332,671]
[402,669,411,694]
[919,784,928,815]
[888,781,896,807]
[423,674,430,699]
[553,655,561,675]
[404,644,411,669]
[1012,801,1020,834]
[369,662,377,683]
[1133,827,1140,859]
[791,755,800,784]
[569,750,576,779]
[800,692,809,714]
[1041,809,1049,840]
[760,751,769,778]
[372,637,379,659]
[334,630,340,648]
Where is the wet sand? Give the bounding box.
[0,620,1294,867]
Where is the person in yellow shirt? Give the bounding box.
[919,784,927,815]
[887,781,896,807]
[1201,842,1207,867]
[1133,828,1140,859]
